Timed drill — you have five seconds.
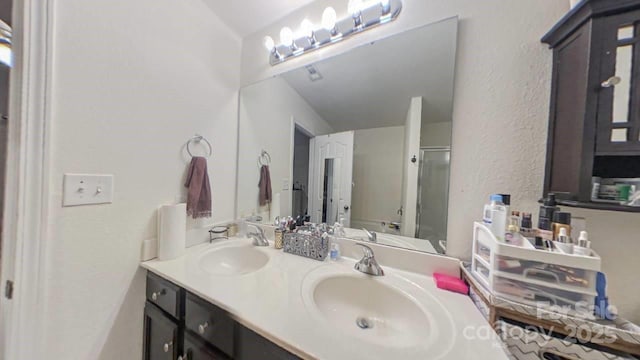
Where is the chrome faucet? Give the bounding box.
[362,228,377,243]
[354,243,384,276]
[247,224,269,247]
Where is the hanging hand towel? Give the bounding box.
[259,165,272,206]
[184,156,212,219]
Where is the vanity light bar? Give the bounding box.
[264,0,402,66]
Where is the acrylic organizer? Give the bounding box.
[471,222,601,314]
[283,232,329,262]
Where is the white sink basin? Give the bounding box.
[199,245,269,276]
[302,266,455,356]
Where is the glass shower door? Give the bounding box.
[415,148,451,252]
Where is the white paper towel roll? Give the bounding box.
[157,203,186,261]
[270,192,281,222]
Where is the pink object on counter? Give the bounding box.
[433,273,469,295]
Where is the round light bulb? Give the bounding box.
[279,27,294,46]
[322,7,337,30]
[300,19,314,38]
[263,36,275,51]
[348,0,365,15]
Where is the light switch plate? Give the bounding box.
[282,178,290,191]
[63,174,114,207]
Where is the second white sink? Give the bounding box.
[301,264,456,356]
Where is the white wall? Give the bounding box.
[237,77,334,220]
[43,1,241,358]
[351,126,404,228]
[240,0,640,322]
[421,121,452,147]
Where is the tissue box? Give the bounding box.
[283,232,329,261]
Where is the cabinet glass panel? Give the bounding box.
[611,128,628,142]
[613,45,633,124]
[618,25,635,40]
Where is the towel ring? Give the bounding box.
[186,134,213,158]
[258,150,271,166]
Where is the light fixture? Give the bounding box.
[279,27,294,46]
[0,20,12,68]
[263,0,402,65]
[300,19,314,39]
[321,7,337,31]
[348,0,365,16]
[263,36,275,51]
[348,0,365,27]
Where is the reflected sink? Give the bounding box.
[199,245,269,276]
[303,272,440,350]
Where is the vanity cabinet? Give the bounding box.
[183,332,228,360]
[541,0,640,212]
[184,292,235,358]
[143,271,301,360]
[143,302,180,360]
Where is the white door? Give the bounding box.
[401,97,422,237]
[309,131,354,227]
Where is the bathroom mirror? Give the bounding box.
[236,17,458,255]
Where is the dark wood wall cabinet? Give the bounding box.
[542,0,640,212]
[143,272,301,360]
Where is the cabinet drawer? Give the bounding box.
[143,303,179,360]
[185,292,235,358]
[182,331,230,360]
[146,272,182,319]
[236,325,301,360]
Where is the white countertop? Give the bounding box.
[141,237,509,360]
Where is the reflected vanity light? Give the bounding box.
[264,0,402,66]
[0,20,12,68]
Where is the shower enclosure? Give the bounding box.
[415,148,451,252]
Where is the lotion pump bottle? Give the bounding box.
[483,194,507,241]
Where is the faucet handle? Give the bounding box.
[361,228,377,242]
[354,243,384,276]
[355,243,374,258]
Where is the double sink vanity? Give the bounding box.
[141,234,508,360]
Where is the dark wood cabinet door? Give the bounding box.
[597,10,640,155]
[235,325,301,360]
[545,21,597,200]
[143,303,179,360]
[182,332,229,360]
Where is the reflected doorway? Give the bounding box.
[292,126,311,220]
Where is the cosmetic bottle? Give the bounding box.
[552,211,572,240]
[535,193,560,247]
[574,231,592,256]
[554,227,573,254]
[499,194,511,219]
[330,242,341,261]
[483,194,507,241]
[505,222,524,246]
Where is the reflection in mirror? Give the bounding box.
[237,17,458,255]
[322,158,341,223]
[613,44,632,123]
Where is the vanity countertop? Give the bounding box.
[141,237,509,360]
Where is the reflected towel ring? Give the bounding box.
[258,150,271,166]
[186,134,213,158]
